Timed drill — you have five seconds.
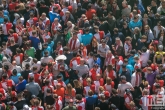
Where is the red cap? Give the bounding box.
[104,91,110,97]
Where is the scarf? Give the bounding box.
[69,38,77,50]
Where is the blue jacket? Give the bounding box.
[49,11,60,23]
[16,80,27,93]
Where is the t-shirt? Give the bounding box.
[9,44,19,56]
[76,65,89,77]
[10,73,21,84]
[29,36,40,49]
[98,44,110,58]
[118,82,133,97]
[25,47,36,58]
[54,88,65,99]
[44,95,55,105]
[153,26,165,38]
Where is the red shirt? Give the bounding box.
[86,9,96,20]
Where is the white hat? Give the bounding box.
[56,55,67,60]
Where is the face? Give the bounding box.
[42,14,46,19]
[80,60,84,65]
[94,28,99,33]
[69,102,73,107]
[112,2,117,7]
[123,24,127,28]
[0,11,3,17]
[145,27,148,32]
[122,2,126,7]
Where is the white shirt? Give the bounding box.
[154,26,165,38]
[12,65,22,73]
[140,50,150,67]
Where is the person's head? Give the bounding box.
[53,94,58,101]
[112,1,117,7]
[2,73,7,80]
[111,88,117,95]
[143,81,149,87]
[107,64,113,71]
[141,47,147,53]
[141,35,147,42]
[0,11,4,17]
[93,63,99,70]
[17,93,23,100]
[129,101,135,108]
[8,29,14,35]
[144,25,150,33]
[57,42,61,47]
[18,76,24,82]
[62,2,68,8]
[113,28,118,34]
[106,77,112,84]
[76,94,82,102]
[80,58,85,65]
[124,58,128,65]
[25,63,30,70]
[108,12,113,18]
[34,99,40,106]
[122,1,128,8]
[87,3,92,10]
[7,86,12,92]
[115,37,121,45]
[158,45,164,51]
[32,30,37,37]
[92,38,98,47]
[99,86,104,92]
[12,69,17,76]
[122,64,127,71]
[73,79,82,88]
[3,65,9,71]
[66,83,73,95]
[96,74,101,80]
[133,15,139,22]
[147,67,152,74]
[86,78,91,86]
[68,99,74,107]
[157,21,162,30]
[88,90,93,96]
[123,21,128,28]
[101,39,106,46]
[16,48,21,54]
[94,26,99,33]
[84,27,90,34]
[29,76,34,82]
[162,0,165,8]
[134,56,139,63]
[125,36,132,44]
[121,75,127,83]
[80,43,84,50]
[65,11,70,17]
[151,0,157,6]
[93,54,98,60]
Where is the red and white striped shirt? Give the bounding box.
[1,22,13,35]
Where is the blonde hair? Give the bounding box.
[99,86,104,91]
[73,79,82,88]
[106,77,112,84]
[66,83,73,95]
[18,3,25,10]
[86,78,91,82]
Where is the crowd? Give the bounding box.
[0,0,165,110]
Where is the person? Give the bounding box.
[86,90,98,110]
[44,88,55,107]
[25,76,41,96]
[62,99,77,110]
[76,58,89,78]
[14,93,27,110]
[98,95,109,110]
[10,69,21,84]
[118,76,134,110]
[109,89,120,109]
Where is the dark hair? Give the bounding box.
[12,69,17,75]
[76,94,82,100]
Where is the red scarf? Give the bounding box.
[135,73,139,86]
[70,38,77,50]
